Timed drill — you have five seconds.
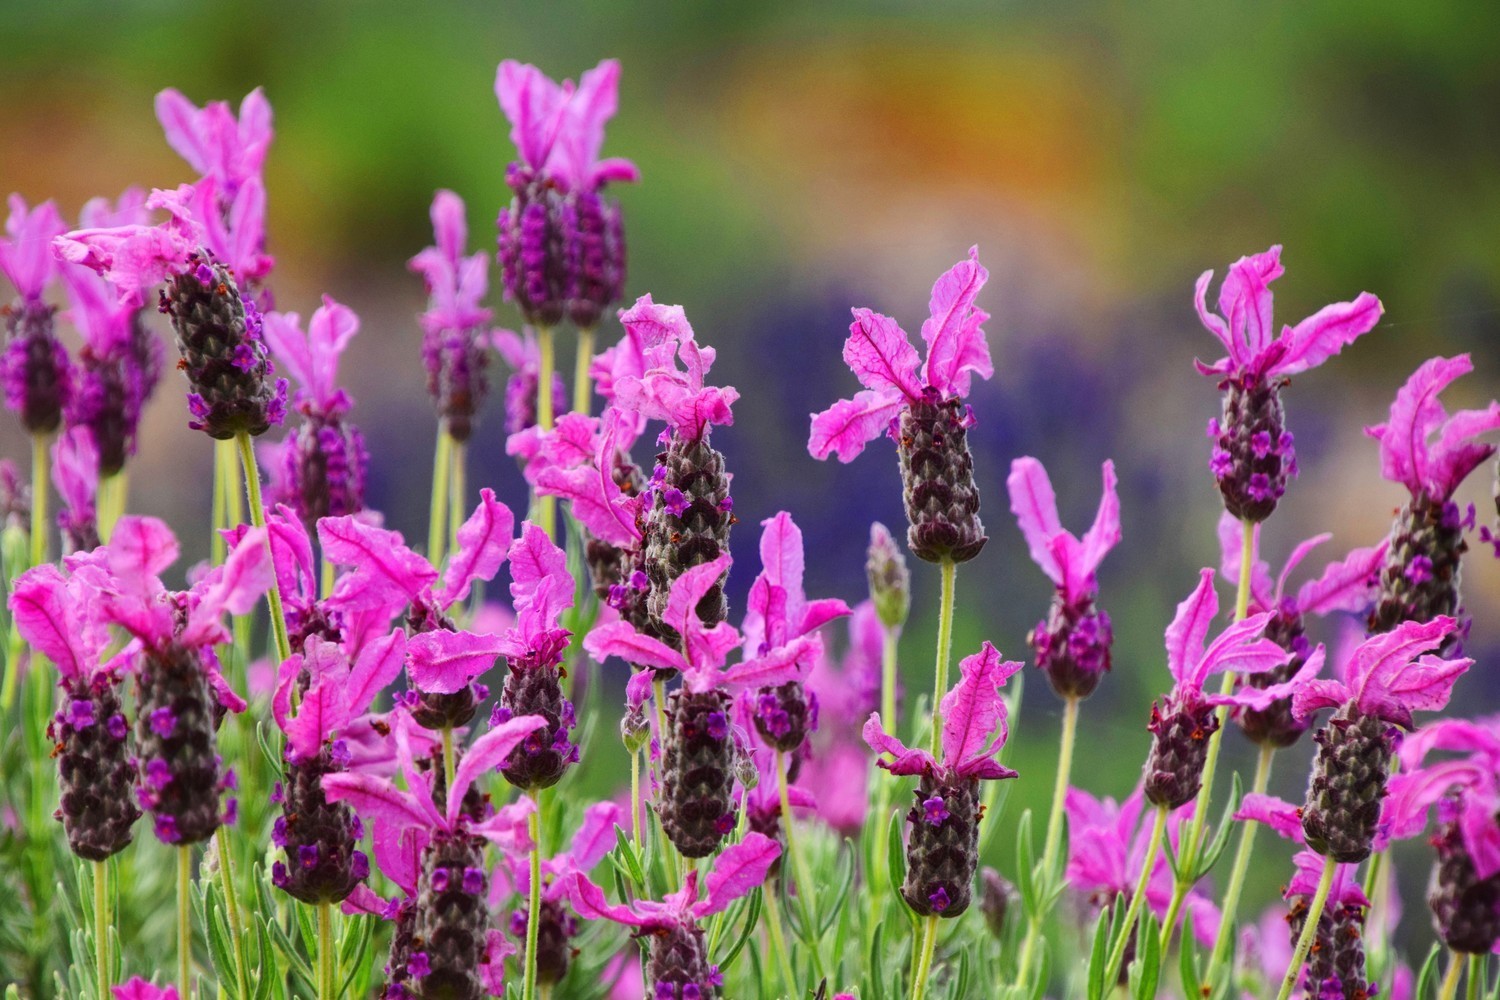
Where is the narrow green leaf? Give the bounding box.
[1131,909,1161,1000]
[718,885,762,972]
[1087,903,1112,1000]
[869,921,886,1000]
[1178,917,1203,1000]
[612,825,646,888]
[818,843,856,937]
[1198,771,1244,877]
[1015,809,1039,915]
[886,807,907,894]
[1415,943,1440,1000]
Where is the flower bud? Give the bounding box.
[866,521,911,631]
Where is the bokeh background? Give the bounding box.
[5,0,1500,965]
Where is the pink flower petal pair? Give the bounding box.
[1366,354,1500,501]
[1008,457,1121,601]
[0,194,65,300]
[262,296,359,414]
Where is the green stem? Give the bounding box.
[318,902,333,1000]
[428,428,452,567]
[94,860,109,1000]
[441,726,456,792]
[98,472,125,543]
[761,882,800,1000]
[777,749,825,977]
[214,827,251,1000]
[178,846,192,1000]
[910,914,939,1000]
[449,440,466,557]
[212,440,230,565]
[536,325,556,541]
[1466,954,1482,1000]
[234,432,292,666]
[651,677,680,891]
[630,747,643,853]
[881,626,899,730]
[523,807,543,1000]
[573,327,594,417]
[30,433,49,567]
[1439,951,1465,1000]
[1206,743,1275,975]
[1103,805,1168,987]
[1016,695,1081,984]
[928,559,956,755]
[1276,856,1336,1000]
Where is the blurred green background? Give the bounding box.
[4,0,1500,963]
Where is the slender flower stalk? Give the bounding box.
[1206,742,1274,975]
[929,559,956,754]
[213,826,251,1000]
[536,325,557,540]
[317,902,332,1000]
[1101,803,1168,988]
[910,915,939,1000]
[1276,857,1337,1000]
[177,846,191,998]
[428,426,452,565]
[29,434,47,568]
[236,432,293,665]
[573,327,594,416]
[1439,953,1465,1000]
[776,748,824,974]
[94,860,108,1000]
[523,809,542,1000]
[760,882,799,999]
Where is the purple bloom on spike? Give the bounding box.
[406,953,430,980]
[107,715,128,741]
[409,190,491,442]
[1194,246,1382,522]
[923,796,950,826]
[928,887,951,912]
[2,196,72,434]
[494,328,566,436]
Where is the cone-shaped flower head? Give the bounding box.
[1217,515,1385,747]
[1067,787,1221,952]
[1195,246,1382,522]
[496,801,625,986]
[410,190,492,442]
[10,556,141,859]
[1141,570,1304,809]
[321,490,516,731]
[1365,355,1500,641]
[1,195,72,434]
[567,832,780,999]
[810,248,993,563]
[59,189,163,475]
[54,182,286,439]
[1388,717,1500,953]
[262,296,369,527]
[1008,457,1121,699]
[866,521,910,631]
[1289,617,1471,862]
[494,59,637,329]
[614,297,738,636]
[864,642,1021,916]
[491,522,579,791]
[89,516,271,843]
[268,630,407,903]
[324,712,547,1000]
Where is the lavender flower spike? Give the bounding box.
[1365,354,1500,640]
[810,248,993,563]
[864,641,1022,916]
[1,195,72,434]
[410,190,492,442]
[1195,246,1382,521]
[1008,457,1121,699]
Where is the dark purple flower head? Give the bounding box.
[409,191,491,440]
[1366,354,1500,505]
[2,196,73,435]
[809,248,992,463]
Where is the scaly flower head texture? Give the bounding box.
[494,59,639,193]
[1366,354,1500,505]
[1193,245,1382,383]
[808,247,992,463]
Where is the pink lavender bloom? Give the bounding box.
[1008,457,1121,699]
[809,249,992,563]
[86,516,271,843]
[1287,618,1471,863]
[493,327,566,436]
[11,555,140,859]
[493,801,625,986]
[262,296,369,527]
[321,491,516,732]
[1,195,73,434]
[112,979,181,1000]
[1366,355,1500,640]
[52,425,100,553]
[864,642,1021,916]
[733,691,816,867]
[1066,787,1220,949]
[613,296,738,446]
[1217,514,1385,747]
[567,832,779,999]
[1142,569,1304,808]
[494,59,637,329]
[1195,246,1381,522]
[410,190,492,442]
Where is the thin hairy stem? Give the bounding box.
[178,846,192,999]
[235,432,292,666]
[777,749,825,977]
[214,827,251,1000]
[1466,954,1483,1000]
[318,902,333,1000]
[428,428,452,567]
[910,914,939,1000]
[536,325,556,540]
[929,559,956,754]
[449,440,466,556]
[97,472,125,543]
[573,327,594,416]
[1438,950,1465,1000]
[441,726,456,792]
[212,440,231,565]
[94,860,109,1000]
[1103,805,1169,987]
[30,433,49,567]
[762,881,800,1000]
[1276,856,1336,1000]
[881,626,899,731]
[1016,695,1081,984]
[523,807,543,1000]
[630,748,643,853]
[1207,743,1275,976]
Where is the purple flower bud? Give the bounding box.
[462,867,485,895]
[272,816,288,847]
[928,886,951,912]
[922,795,950,826]
[149,707,176,738]
[223,798,238,825]
[106,714,128,740]
[329,738,351,767]
[407,953,431,980]
[351,851,369,880]
[68,699,96,729]
[663,487,689,517]
[145,759,173,790]
[298,845,319,869]
[431,868,450,893]
[154,815,180,844]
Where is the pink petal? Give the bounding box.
[51,427,99,528]
[345,629,406,718]
[663,555,733,660]
[320,516,435,610]
[448,713,549,824]
[470,798,537,853]
[1220,645,1325,712]
[1192,269,1234,366]
[861,712,935,776]
[112,977,181,1000]
[107,515,181,582]
[1215,513,1272,607]
[9,565,91,680]
[692,832,780,919]
[1217,246,1283,361]
[1291,678,1352,722]
[1272,292,1383,378]
[565,872,651,928]
[261,310,315,398]
[182,527,273,645]
[1234,793,1305,842]
[435,490,515,606]
[371,817,425,894]
[584,621,686,672]
[841,308,921,399]
[1076,460,1123,587]
[322,772,434,834]
[406,630,505,695]
[722,635,818,691]
[0,195,64,300]
[625,669,656,710]
[508,520,570,610]
[939,641,1022,771]
[920,247,992,398]
[1366,354,1473,497]
[430,190,467,269]
[1163,569,1219,685]
[285,680,347,762]
[808,390,904,463]
[1293,542,1385,617]
[1006,457,1064,586]
[569,801,627,873]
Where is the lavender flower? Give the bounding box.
[1194,246,1381,521]
[1,195,71,434]
[810,248,993,563]
[494,327,566,436]
[1008,457,1121,699]
[52,426,100,553]
[410,190,492,442]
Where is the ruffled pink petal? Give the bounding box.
[182,527,273,646]
[1348,617,1466,720]
[107,515,181,583]
[566,871,652,928]
[920,247,992,398]
[692,832,780,919]
[862,712,935,776]
[435,490,515,607]
[1218,644,1325,712]
[9,565,91,681]
[663,554,733,658]
[1293,542,1385,617]
[722,635,818,691]
[494,61,570,172]
[508,520,570,610]
[322,772,436,836]
[1234,793,1305,841]
[154,88,213,177]
[261,310,315,398]
[1366,354,1473,497]
[1215,514,1273,608]
[0,195,64,300]
[584,621,686,672]
[406,630,505,695]
[448,714,548,825]
[842,308,921,399]
[345,629,407,719]
[1192,269,1234,366]
[1075,460,1122,588]
[1217,246,1283,360]
[1426,401,1500,500]
[1007,457,1065,585]
[320,516,435,611]
[1271,292,1382,378]
[1291,677,1352,723]
[51,427,99,527]
[567,801,626,874]
[808,389,905,463]
[284,679,347,762]
[939,641,1021,771]
[1163,569,1219,685]
[470,798,537,854]
[112,977,181,1000]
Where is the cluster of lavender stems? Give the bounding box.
[6,61,1500,1000]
